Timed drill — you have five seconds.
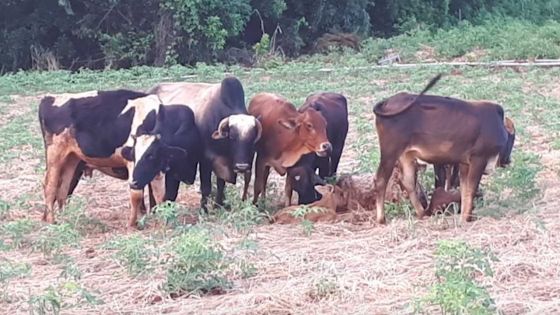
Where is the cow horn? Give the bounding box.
[254,118,262,143]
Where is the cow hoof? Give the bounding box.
[376,217,386,225]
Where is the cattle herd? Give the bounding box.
[37,74,515,228]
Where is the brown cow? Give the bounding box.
[373,74,513,224]
[272,184,344,224]
[246,93,331,205]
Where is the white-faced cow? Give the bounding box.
[147,77,261,209]
[38,90,199,227]
[284,92,349,206]
[373,74,514,224]
[245,93,331,205]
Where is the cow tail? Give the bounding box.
[418,73,443,96]
[373,73,443,117]
[38,97,55,159]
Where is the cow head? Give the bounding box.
[278,108,331,157]
[287,166,326,204]
[122,106,188,190]
[211,114,262,173]
[499,117,516,167]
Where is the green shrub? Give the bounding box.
[0,219,36,249]
[32,223,81,258]
[163,227,231,296]
[416,240,497,314]
[103,234,158,277]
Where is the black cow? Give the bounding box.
[38,90,193,227]
[121,104,202,204]
[147,77,262,209]
[284,92,349,206]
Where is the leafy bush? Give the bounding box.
[103,234,158,277]
[32,223,81,258]
[416,240,497,314]
[0,218,36,249]
[163,227,231,296]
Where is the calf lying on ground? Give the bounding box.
[272,185,346,224]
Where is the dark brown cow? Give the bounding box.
[373,74,513,224]
[434,116,516,191]
[246,93,331,205]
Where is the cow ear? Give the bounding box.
[314,184,333,196]
[121,146,134,161]
[160,145,187,172]
[278,118,298,130]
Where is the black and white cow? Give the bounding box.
[38,90,199,227]
[147,77,262,209]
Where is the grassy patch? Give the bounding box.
[415,240,497,314]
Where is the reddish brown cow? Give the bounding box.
[246,93,331,204]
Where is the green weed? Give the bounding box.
[28,286,61,315]
[0,218,36,249]
[32,223,81,258]
[57,196,108,235]
[0,260,31,301]
[308,276,339,301]
[415,240,497,314]
[163,227,232,296]
[103,234,158,277]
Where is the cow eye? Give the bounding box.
[147,154,155,160]
[306,123,313,129]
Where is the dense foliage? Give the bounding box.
[1,0,559,72]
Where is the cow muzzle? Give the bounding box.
[316,142,332,157]
[234,163,251,173]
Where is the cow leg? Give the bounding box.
[329,144,345,177]
[252,156,268,205]
[67,161,86,197]
[55,156,82,210]
[374,156,397,224]
[150,173,166,210]
[241,171,251,201]
[317,156,331,179]
[399,156,426,219]
[43,164,62,223]
[146,184,154,213]
[450,164,460,189]
[199,159,212,211]
[459,159,485,222]
[215,178,226,207]
[284,177,293,207]
[128,189,144,228]
[434,163,446,189]
[262,165,271,200]
[165,176,181,202]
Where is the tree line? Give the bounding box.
[1,0,559,72]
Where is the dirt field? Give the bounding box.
[0,65,559,314]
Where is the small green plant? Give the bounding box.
[163,227,232,296]
[308,276,339,301]
[0,260,31,301]
[58,197,107,235]
[301,219,315,237]
[55,255,82,281]
[33,223,81,258]
[415,240,497,314]
[103,234,157,277]
[0,218,36,249]
[28,282,103,314]
[0,200,10,220]
[218,187,269,232]
[28,286,61,315]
